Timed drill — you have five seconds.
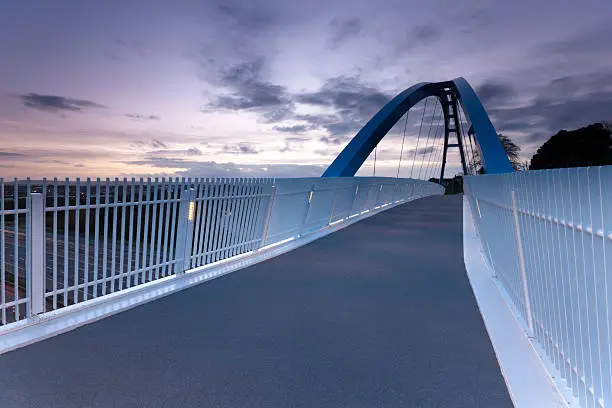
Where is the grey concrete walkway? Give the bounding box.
[0,195,512,408]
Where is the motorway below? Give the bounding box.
[0,195,512,408]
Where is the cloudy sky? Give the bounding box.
[0,0,611,180]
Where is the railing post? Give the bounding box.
[259,185,277,248]
[328,189,339,225]
[175,188,195,274]
[30,193,45,315]
[511,190,534,336]
[348,182,359,217]
[375,184,383,208]
[298,185,315,236]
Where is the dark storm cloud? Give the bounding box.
[279,136,310,152]
[329,18,363,47]
[291,76,392,136]
[412,25,440,42]
[319,136,347,145]
[205,57,391,137]
[296,76,390,117]
[126,114,160,120]
[187,147,202,156]
[19,94,106,112]
[476,80,515,106]
[489,73,612,143]
[151,139,167,149]
[408,146,436,156]
[539,23,612,56]
[273,125,310,133]
[222,143,260,155]
[392,23,441,53]
[207,58,294,121]
[216,2,278,34]
[0,151,24,158]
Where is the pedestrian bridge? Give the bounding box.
[0,78,609,408]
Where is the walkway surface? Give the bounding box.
[0,195,512,408]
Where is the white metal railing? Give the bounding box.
[0,176,443,327]
[464,167,612,408]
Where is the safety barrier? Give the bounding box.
[464,167,612,408]
[0,176,443,327]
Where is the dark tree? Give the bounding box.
[529,123,612,170]
[468,133,523,173]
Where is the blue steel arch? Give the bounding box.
[322,77,513,177]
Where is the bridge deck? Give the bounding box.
[0,195,512,408]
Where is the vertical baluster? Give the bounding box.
[202,179,215,266]
[25,178,31,316]
[244,180,259,253]
[126,178,136,288]
[147,178,158,281]
[253,181,270,250]
[52,178,58,309]
[237,179,252,255]
[134,178,143,286]
[213,181,228,263]
[155,178,165,279]
[222,180,238,260]
[119,178,127,290]
[84,178,91,301]
[109,179,119,293]
[205,180,220,265]
[73,178,80,303]
[167,178,178,275]
[161,178,171,277]
[225,180,237,260]
[192,181,204,268]
[237,180,253,255]
[93,178,101,299]
[250,180,265,251]
[12,178,18,320]
[102,178,110,295]
[141,178,151,284]
[231,179,246,258]
[238,180,253,256]
[196,180,209,267]
[63,178,69,307]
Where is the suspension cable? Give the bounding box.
[458,106,477,175]
[396,111,409,178]
[417,101,440,180]
[430,113,448,181]
[424,110,444,180]
[410,97,429,178]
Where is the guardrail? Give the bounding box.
[464,167,612,408]
[0,176,443,327]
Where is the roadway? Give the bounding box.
[0,195,512,407]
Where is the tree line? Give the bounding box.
[471,122,612,173]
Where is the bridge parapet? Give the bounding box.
[465,167,612,408]
[0,176,442,350]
